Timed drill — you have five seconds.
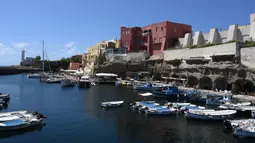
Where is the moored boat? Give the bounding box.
[133,83,165,91]
[206,94,232,106]
[0,111,45,122]
[145,106,177,115]
[129,101,156,110]
[0,115,45,132]
[101,101,124,108]
[0,93,10,102]
[78,76,91,88]
[27,73,41,78]
[61,79,75,87]
[185,109,236,120]
[233,125,255,138]
[179,104,205,112]
[223,119,255,130]
[152,86,179,99]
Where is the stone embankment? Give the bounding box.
[0,66,41,75]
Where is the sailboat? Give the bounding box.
[27,40,49,79]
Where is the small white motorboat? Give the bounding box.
[0,118,44,131]
[139,92,152,96]
[145,106,177,115]
[27,73,41,78]
[0,111,27,117]
[224,119,255,130]
[61,80,75,87]
[101,101,124,108]
[234,125,255,138]
[185,109,236,120]
[219,102,252,110]
[179,104,205,112]
[0,93,10,101]
[0,111,45,122]
[129,101,156,110]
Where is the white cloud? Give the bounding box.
[54,42,81,60]
[12,42,30,49]
[65,42,75,48]
[0,42,15,56]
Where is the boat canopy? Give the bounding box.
[95,73,118,77]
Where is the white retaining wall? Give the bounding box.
[164,42,238,61]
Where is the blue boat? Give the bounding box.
[185,109,236,120]
[133,83,164,91]
[129,101,156,110]
[152,86,179,99]
[145,106,177,115]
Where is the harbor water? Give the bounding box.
[0,74,253,143]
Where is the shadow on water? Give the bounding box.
[0,123,46,139]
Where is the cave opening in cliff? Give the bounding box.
[199,77,212,90]
[214,77,227,91]
[234,79,255,94]
[187,76,198,88]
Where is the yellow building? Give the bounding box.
[83,40,118,75]
[115,39,120,48]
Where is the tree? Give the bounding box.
[31,56,41,67]
[70,55,82,63]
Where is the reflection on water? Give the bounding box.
[0,124,46,139]
[0,74,254,143]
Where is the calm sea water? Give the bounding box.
[0,74,253,143]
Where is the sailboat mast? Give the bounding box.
[42,40,45,72]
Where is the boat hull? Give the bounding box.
[152,91,178,99]
[78,81,91,88]
[185,112,235,120]
[234,128,255,138]
[0,120,43,131]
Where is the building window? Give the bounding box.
[127,30,130,35]
[126,31,128,35]
[154,38,157,43]
[174,28,176,33]
[156,27,158,32]
[122,31,125,35]
[161,27,163,31]
[159,37,162,42]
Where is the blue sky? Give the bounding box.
[0,0,254,65]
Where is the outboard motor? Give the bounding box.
[129,100,135,106]
[223,120,233,130]
[0,101,8,107]
[32,111,39,116]
[36,113,47,119]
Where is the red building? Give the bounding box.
[120,21,192,55]
[68,62,81,70]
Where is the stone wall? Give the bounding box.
[105,52,149,62]
[241,47,255,69]
[164,42,238,61]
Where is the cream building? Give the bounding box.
[82,40,117,75]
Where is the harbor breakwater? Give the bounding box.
[0,66,41,75]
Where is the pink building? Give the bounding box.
[120,21,192,55]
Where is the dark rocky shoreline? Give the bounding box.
[0,66,41,75]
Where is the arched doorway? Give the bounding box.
[234,79,254,94]
[187,76,199,88]
[214,77,227,91]
[199,77,213,90]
